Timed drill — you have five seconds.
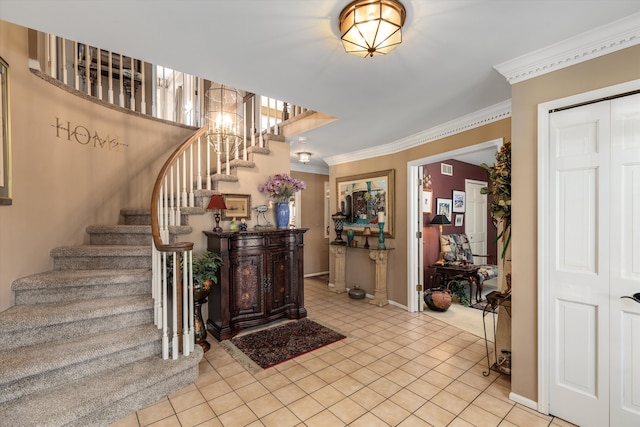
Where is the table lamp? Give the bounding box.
[430,214,451,264]
[207,194,227,232]
[362,227,372,249]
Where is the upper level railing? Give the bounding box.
[29,30,308,134]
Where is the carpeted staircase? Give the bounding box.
[0,209,203,427]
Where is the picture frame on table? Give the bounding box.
[436,198,452,222]
[336,169,395,237]
[222,194,251,220]
[452,190,465,213]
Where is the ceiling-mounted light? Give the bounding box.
[297,152,311,164]
[339,0,406,58]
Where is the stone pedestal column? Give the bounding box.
[330,245,347,294]
[368,249,389,306]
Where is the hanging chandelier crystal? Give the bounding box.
[339,0,406,58]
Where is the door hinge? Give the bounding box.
[416,231,422,239]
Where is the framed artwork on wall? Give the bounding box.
[436,198,452,222]
[336,169,395,237]
[0,56,11,206]
[455,214,464,227]
[452,190,465,213]
[222,194,251,220]
[422,189,433,214]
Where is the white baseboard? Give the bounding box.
[509,392,539,411]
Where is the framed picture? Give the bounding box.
[436,198,452,222]
[455,214,464,227]
[222,194,251,220]
[452,190,465,213]
[0,56,11,206]
[336,169,395,237]
[422,189,433,214]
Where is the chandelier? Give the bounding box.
[339,0,406,58]
[206,83,244,155]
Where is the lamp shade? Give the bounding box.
[339,0,406,58]
[207,194,227,210]
[430,214,451,225]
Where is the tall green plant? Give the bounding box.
[481,141,511,259]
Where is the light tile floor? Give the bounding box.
[110,279,575,427]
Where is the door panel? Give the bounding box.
[465,180,488,263]
[610,94,640,427]
[549,102,610,427]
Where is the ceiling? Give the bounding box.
[2,1,640,173]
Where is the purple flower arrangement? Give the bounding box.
[258,173,306,202]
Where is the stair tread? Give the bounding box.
[86,225,152,234]
[0,347,203,426]
[50,245,152,257]
[12,269,151,291]
[0,295,152,333]
[0,324,160,384]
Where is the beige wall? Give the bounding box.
[291,171,329,276]
[330,119,511,305]
[510,43,640,402]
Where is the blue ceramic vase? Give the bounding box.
[276,202,290,229]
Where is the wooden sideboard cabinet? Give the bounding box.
[204,228,308,340]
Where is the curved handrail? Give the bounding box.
[150,126,209,253]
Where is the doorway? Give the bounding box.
[538,82,640,427]
[407,138,502,312]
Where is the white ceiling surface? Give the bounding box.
[2,1,640,173]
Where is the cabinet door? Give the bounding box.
[267,249,296,315]
[229,252,265,321]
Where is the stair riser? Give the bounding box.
[0,309,153,351]
[53,256,151,270]
[89,234,152,246]
[14,281,151,305]
[0,340,161,404]
[67,363,200,427]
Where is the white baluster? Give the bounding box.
[182,251,190,356]
[140,60,146,114]
[206,137,211,190]
[96,48,102,100]
[182,152,188,207]
[197,137,202,191]
[251,96,256,147]
[85,46,91,95]
[171,251,179,359]
[243,101,248,160]
[107,51,113,104]
[48,34,56,79]
[61,38,68,85]
[119,54,125,107]
[225,139,231,176]
[188,250,195,352]
[74,42,79,91]
[162,251,169,360]
[130,57,135,111]
[216,135,222,175]
[189,145,195,207]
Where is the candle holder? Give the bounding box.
[377,222,386,249]
[331,212,348,245]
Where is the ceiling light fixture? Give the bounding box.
[339,0,406,58]
[297,152,311,164]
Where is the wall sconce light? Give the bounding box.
[339,0,407,58]
[297,152,311,164]
[207,194,227,232]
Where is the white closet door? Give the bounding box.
[464,179,488,263]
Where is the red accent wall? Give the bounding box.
[422,159,497,285]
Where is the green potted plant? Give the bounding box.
[447,280,471,307]
[481,141,511,259]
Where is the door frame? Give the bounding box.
[536,78,640,416]
[406,138,503,312]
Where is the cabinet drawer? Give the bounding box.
[267,234,296,247]
[230,236,264,250]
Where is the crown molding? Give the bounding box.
[495,12,640,85]
[323,100,511,166]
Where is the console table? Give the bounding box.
[330,244,393,306]
[429,264,480,303]
[204,228,307,340]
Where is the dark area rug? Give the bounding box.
[228,319,346,370]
